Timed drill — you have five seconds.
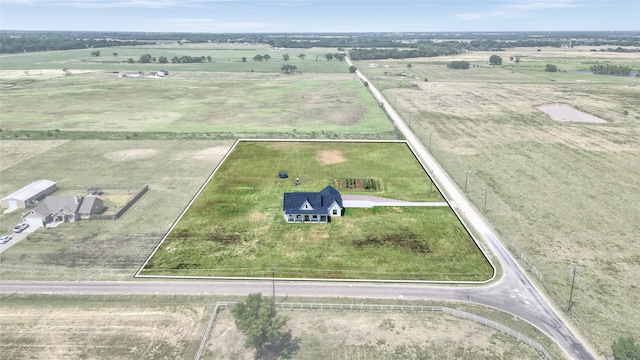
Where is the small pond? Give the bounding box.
[538,104,607,123]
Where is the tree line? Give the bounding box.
[589,63,633,75]
[3,30,638,54]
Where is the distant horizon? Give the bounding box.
[2,29,639,35]
[1,1,638,33]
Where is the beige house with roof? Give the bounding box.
[23,195,104,227]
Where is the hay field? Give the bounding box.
[377,47,640,356]
[0,140,234,280]
[0,294,557,360]
[208,308,548,360]
[0,295,212,359]
[0,71,392,136]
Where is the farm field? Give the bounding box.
[371,46,640,356]
[141,141,493,281]
[208,306,550,360]
[0,139,234,280]
[1,41,637,358]
[0,43,393,138]
[0,294,558,360]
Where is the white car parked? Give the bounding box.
[13,223,29,233]
[0,235,12,244]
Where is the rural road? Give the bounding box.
[347,58,596,359]
[0,62,596,360]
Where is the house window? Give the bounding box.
[312,215,317,219]
[332,209,338,215]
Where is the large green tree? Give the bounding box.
[139,54,152,63]
[489,54,503,65]
[612,337,640,360]
[232,293,296,359]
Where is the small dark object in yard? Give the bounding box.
[278,171,288,179]
[294,178,300,186]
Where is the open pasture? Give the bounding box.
[379,47,640,356]
[0,294,558,360]
[0,139,234,280]
[209,306,549,360]
[0,43,350,73]
[141,141,493,281]
[0,71,393,136]
[0,294,212,360]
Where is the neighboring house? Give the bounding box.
[283,186,343,223]
[0,179,58,209]
[23,195,104,226]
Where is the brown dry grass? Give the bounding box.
[206,308,545,359]
[381,47,640,357]
[0,296,208,359]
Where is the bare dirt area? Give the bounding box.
[103,148,159,161]
[538,104,607,123]
[316,149,347,165]
[193,146,232,161]
[0,297,208,360]
[206,308,544,359]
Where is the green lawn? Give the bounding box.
[141,141,493,281]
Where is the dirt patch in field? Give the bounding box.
[103,148,158,161]
[193,146,230,160]
[317,150,347,165]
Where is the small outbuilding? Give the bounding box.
[0,179,58,209]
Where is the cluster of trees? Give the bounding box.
[125,54,212,64]
[447,61,470,69]
[281,64,298,73]
[545,64,559,72]
[349,45,460,61]
[231,293,298,359]
[251,54,272,62]
[589,63,633,75]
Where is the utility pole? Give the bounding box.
[483,186,489,213]
[567,266,578,312]
[464,169,471,194]
[272,267,276,300]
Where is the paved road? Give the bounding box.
[348,58,596,360]
[0,62,597,360]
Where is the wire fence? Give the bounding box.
[197,302,550,360]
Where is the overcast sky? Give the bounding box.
[1,0,638,33]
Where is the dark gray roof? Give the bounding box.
[78,196,102,214]
[283,186,342,215]
[31,196,82,217]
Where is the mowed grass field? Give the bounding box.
[141,141,492,281]
[0,44,393,137]
[368,46,640,356]
[0,139,234,280]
